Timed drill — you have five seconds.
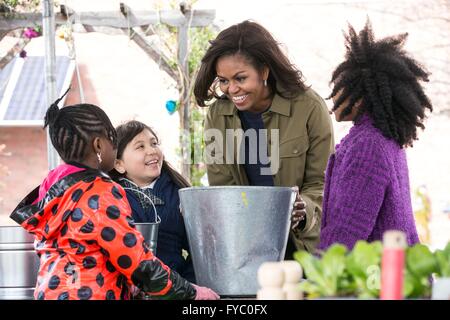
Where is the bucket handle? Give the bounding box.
[122,187,161,224]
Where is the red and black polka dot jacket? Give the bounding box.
[10,168,196,300]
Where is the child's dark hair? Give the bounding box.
[111,120,190,188]
[329,20,433,147]
[43,93,117,163]
[194,20,307,107]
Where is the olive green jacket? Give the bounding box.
[203,88,335,253]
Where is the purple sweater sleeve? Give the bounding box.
[318,138,390,251]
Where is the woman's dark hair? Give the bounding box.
[329,20,433,147]
[111,120,190,188]
[194,20,307,107]
[43,93,117,163]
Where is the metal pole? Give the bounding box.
[43,0,60,170]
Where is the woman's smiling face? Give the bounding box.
[216,54,271,113]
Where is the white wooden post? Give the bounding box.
[178,19,190,179]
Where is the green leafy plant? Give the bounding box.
[294,244,350,298]
[434,243,450,277]
[294,240,447,299]
[404,244,438,298]
[345,241,382,298]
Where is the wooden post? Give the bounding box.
[178,12,190,179]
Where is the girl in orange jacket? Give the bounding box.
[10,96,219,300]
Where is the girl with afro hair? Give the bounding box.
[318,20,433,251]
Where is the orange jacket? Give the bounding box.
[10,168,196,300]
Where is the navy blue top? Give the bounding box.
[238,110,274,186]
[120,170,196,283]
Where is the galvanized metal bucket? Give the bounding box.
[0,226,40,300]
[179,186,296,296]
[123,187,161,254]
[135,221,160,254]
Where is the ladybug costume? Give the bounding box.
[10,166,196,300]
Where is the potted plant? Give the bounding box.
[294,241,383,299]
[294,240,447,299]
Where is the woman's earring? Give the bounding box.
[264,79,267,87]
[97,152,102,164]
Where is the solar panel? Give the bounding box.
[0,56,73,122]
[0,58,16,102]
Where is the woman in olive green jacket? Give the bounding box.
[193,20,334,255]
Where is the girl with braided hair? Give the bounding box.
[318,20,433,251]
[10,95,218,300]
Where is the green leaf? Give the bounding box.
[298,281,323,298]
[345,241,381,297]
[406,244,438,278]
[435,248,450,277]
[294,251,326,289]
[403,244,436,298]
[321,244,348,295]
[346,241,382,277]
[295,246,350,298]
[404,271,428,298]
[403,272,415,297]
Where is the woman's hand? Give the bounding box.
[291,186,306,230]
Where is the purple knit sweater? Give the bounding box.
[318,115,420,251]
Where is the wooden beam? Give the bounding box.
[0,37,30,70]
[0,9,215,31]
[60,5,96,34]
[0,31,8,41]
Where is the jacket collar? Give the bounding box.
[270,93,291,117]
[10,169,109,225]
[217,92,291,117]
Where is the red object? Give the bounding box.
[380,248,405,300]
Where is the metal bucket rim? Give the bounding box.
[179,186,294,192]
[134,222,160,227]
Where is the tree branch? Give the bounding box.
[0,30,8,41]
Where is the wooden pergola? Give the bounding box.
[0,2,216,179]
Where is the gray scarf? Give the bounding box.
[118,178,164,211]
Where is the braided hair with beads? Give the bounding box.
[329,20,433,147]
